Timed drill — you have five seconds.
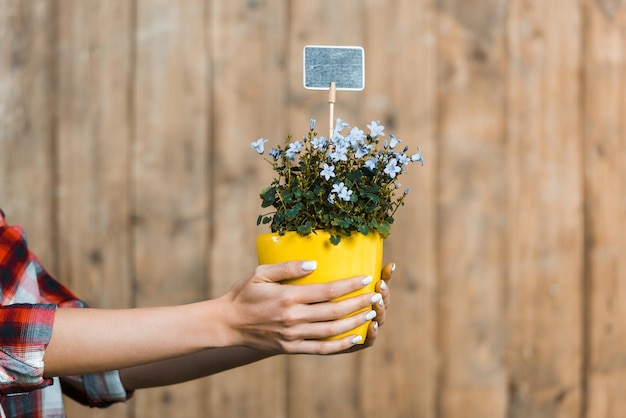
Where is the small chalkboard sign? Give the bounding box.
[303,46,365,91]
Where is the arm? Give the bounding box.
[43,260,380,378]
[117,263,394,390]
[118,347,273,390]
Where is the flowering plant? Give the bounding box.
[251,118,423,245]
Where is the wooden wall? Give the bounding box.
[1,0,625,417]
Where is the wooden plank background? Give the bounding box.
[0,1,625,417]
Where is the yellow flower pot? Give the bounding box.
[256,231,383,343]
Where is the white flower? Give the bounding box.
[250,138,269,154]
[320,164,336,181]
[384,158,402,178]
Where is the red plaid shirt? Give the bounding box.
[0,210,131,417]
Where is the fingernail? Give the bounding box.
[301,261,317,271]
[379,280,388,291]
[378,299,385,308]
[350,335,363,345]
[361,276,373,286]
[391,263,396,273]
[373,321,379,331]
[364,310,377,321]
[370,293,382,304]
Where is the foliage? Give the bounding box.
[251,118,423,245]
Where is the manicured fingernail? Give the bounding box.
[364,310,377,321]
[350,335,363,345]
[373,321,379,331]
[378,299,385,308]
[379,280,388,291]
[370,293,382,304]
[301,261,317,271]
[361,276,373,286]
[391,263,396,273]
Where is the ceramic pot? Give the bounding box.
[256,230,383,343]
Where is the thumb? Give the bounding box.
[255,260,317,283]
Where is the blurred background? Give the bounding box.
[1,0,625,417]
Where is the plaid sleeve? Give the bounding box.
[0,304,56,394]
[60,371,133,408]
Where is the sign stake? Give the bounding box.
[328,81,336,139]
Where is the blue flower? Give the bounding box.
[346,127,365,146]
[331,131,345,145]
[328,143,349,163]
[355,144,372,158]
[285,141,303,160]
[364,157,378,171]
[396,152,410,165]
[367,120,385,137]
[384,158,402,178]
[411,147,424,166]
[320,163,336,180]
[269,148,281,160]
[332,182,353,202]
[389,134,402,149]
[334,118,350,134]
[250,138,269,154]
[311,136,328,150]
[310,118,316,130]
[338,188,353,202]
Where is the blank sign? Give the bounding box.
[303,46,365,91]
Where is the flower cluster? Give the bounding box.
[251,118,423,245]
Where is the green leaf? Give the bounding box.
[297,221,312,236]
[285,203,303,219]
[377,222,391,238]
[260,187,276,208]
[330,235,341,245]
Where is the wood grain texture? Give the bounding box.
[436,0,509,416]
[583,1,626,417]
[506,1,584,417]
[0,0,57,265]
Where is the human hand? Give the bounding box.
[217,260,381,355]
[341,262,394,352]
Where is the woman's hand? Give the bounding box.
[119,263,394,389]
[216,260,382,355]
[342,262,394,352]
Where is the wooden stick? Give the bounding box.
[328,81,336,139]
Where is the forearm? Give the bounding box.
[118,347,275,390]
[42,261,386,378]
[43,300,232,378]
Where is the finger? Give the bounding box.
[254,260,318,283]
[372,290,386,327]
[283,333,366,355]
[336,319,379,354]
[290,274,375,304]
[363,320,379,348]
[299,291,382,323]
[288,308,377,342]
[376,277,390,311]
[381,262,395,283]
[379,262,394,308]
